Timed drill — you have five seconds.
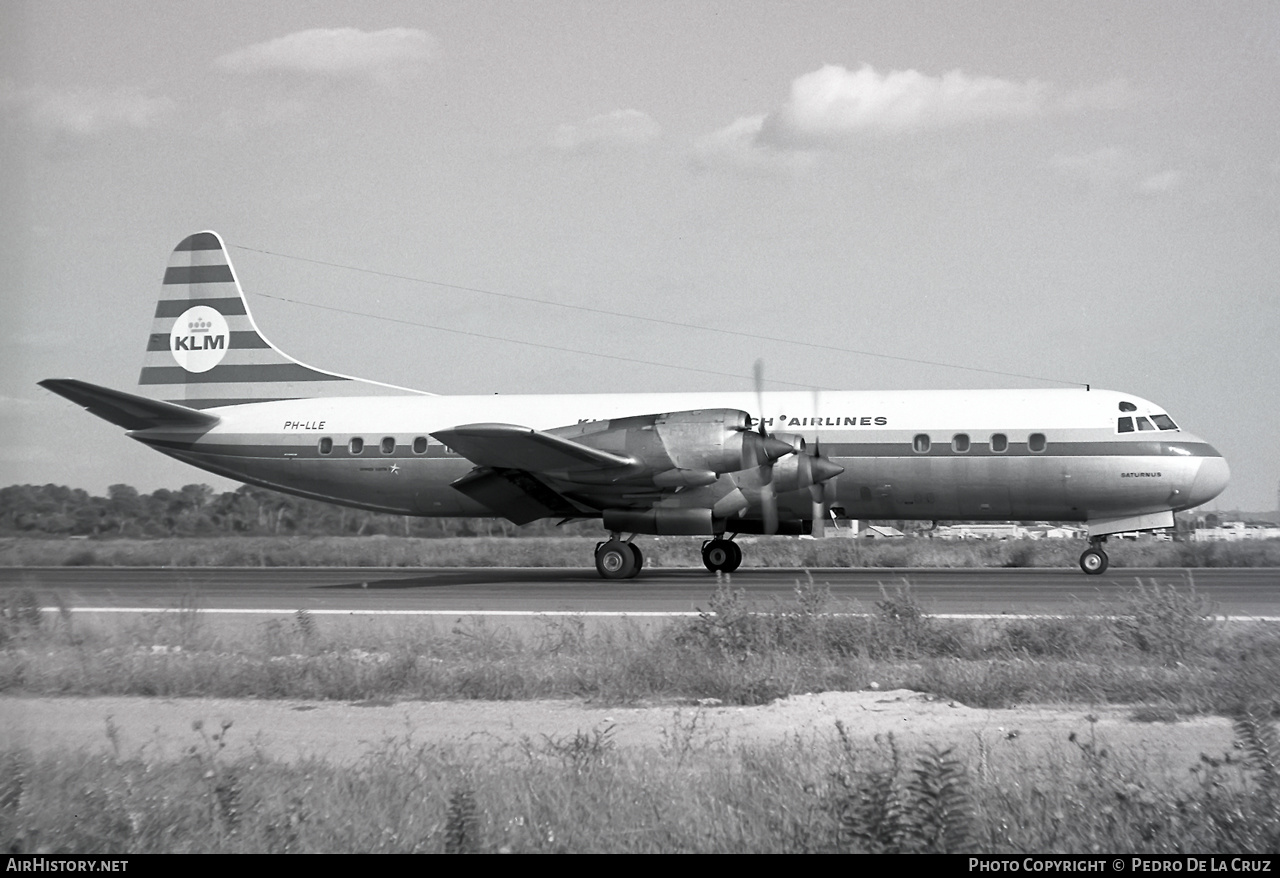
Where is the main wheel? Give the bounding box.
[596,539,639,580]
[723,540,743,573]
[1079,547,1109,575]
[627,543,644,577]
[702,538,738,573]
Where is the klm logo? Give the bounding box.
[173,334,226,352]
[169,305,231,374]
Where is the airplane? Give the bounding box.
[39,231,1230,579]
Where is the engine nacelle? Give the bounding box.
[603,507,714,535]
[550,408,793,479]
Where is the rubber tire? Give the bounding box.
[626,543,644,579]
[1079,547,1109,575]
[723,541,743,573]
[596,540,638,580]
[702,539,737,573]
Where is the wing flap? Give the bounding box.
[39,379,220,431]
[431,423,634,472]
[450,468,582,525]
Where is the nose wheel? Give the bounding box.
[595,537,643,579]
[1079,538,1109,575]
[702,538,742,574]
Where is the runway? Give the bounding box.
[2,566,1278,617]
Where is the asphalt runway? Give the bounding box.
[2,566,1278,617]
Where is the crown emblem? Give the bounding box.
[189,318,212,333]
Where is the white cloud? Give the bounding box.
[1049,147,1183,194]
[1,80,173,137]
[215,27,436,85]
[691,115,816,175]
[549,109,661,153]
[693,64,1133,174]
[757,64,1050,147]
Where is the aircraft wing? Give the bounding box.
[430,423,634,472]
[431,423,638,525]
[38,379,220,431]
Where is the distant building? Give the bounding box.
[1193,521,1280,541]
[860,525,906,539]
[932,523,1086,540]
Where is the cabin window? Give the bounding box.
[1120,401,1137,412]
[318,437,333,455]
[990,433,1008,453]
[1136,417,1155,431]
[349,437,364,455]
[912,434,931,454]
[952,433,970,453]
[1151,414,1178,431]
[859,486,873,501]
[1118,417,1134,433]
[1028,433,1047,453]
[413,436,428,454]
[380,437,396,454]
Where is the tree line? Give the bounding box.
[0,483,595,539]
[1,482,1227,541]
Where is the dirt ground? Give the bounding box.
[0,691,1237,776]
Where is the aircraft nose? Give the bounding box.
[1188,454,1230,508]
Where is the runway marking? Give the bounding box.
[40,607,1280,621]
[45,607,702,617]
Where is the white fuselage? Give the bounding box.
[131,386,1229,535]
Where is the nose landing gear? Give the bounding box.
[1079,537,1109,575]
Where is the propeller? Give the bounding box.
[754,359,779,535]
[806,437,844,536]
[806,387,844,536]
[736,361,843,536]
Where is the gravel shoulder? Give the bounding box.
[0,692,1235,773]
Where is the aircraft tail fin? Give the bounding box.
[139,231,428,409]
[39,378,220,431]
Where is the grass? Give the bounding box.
[2,534,1279,569]
[3,577,1279,716]
[6,579,1280,852]
[4,710,1280,853]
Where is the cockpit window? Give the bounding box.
[1119,401,1137,412]
[1136,417,1155,431]
[1117,417,1134,433]
[1151,414,1178,431]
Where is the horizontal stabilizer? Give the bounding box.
[39,379,220,431]
[431,423,634,472]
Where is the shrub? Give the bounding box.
[1111,580,1220,663]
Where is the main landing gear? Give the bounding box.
[1079,536,1110,575]
[701,538,742,574]
[595,537,643,580]
[594,535,742,579]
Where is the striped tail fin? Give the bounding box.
[139,231,428,409]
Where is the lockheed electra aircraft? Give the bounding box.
[41,232,1230,578]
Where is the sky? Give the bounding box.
[2,1,1277,513]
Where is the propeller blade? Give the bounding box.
[760,475,778,535]
[805,437,843,537]
[750,359,789,535]
[753,359,767,436]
